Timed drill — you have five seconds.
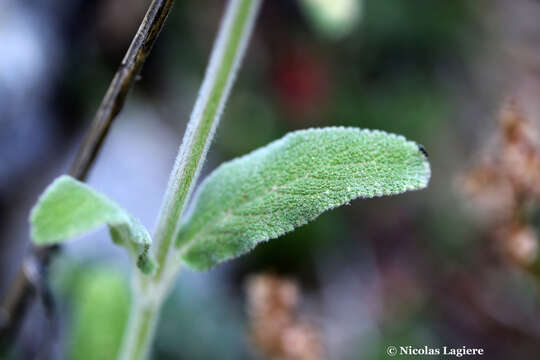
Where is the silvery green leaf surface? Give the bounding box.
[176,127,430,270]
[30,175,155,274]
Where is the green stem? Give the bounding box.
[152,0,262,280]
[118,296,162,360]
[118,1,262,359]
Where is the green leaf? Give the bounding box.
[30,175,155,274]
[176,127,430,270]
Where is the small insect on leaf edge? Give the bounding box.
[418,144,428,158]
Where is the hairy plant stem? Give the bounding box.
[118,0,262,358]
[118,299,159,360]
[118,276,167,360]
[152,0,262,280]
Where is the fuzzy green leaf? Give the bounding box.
[176,127,430,270]
[30,175,155,274]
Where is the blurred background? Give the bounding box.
[2,0,540,359]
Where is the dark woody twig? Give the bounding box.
[0,0,175,350]
[69,0,175,180]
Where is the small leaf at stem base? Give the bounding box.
[30,175,155,274]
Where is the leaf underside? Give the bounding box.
[30,176,155,274]
[176,127,431,270]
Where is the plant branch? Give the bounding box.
[0,0,175,351]
[69,0,175,180]
[117,1,262,358]
[152,0,262,280]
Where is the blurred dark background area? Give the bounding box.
[3,0,540,359]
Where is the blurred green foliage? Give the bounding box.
[52,263,130,360]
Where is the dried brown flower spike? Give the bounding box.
[496,223,538,266]
[246,274,324,360]
[460,97,540,267]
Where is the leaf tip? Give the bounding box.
[137,246,157,275]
